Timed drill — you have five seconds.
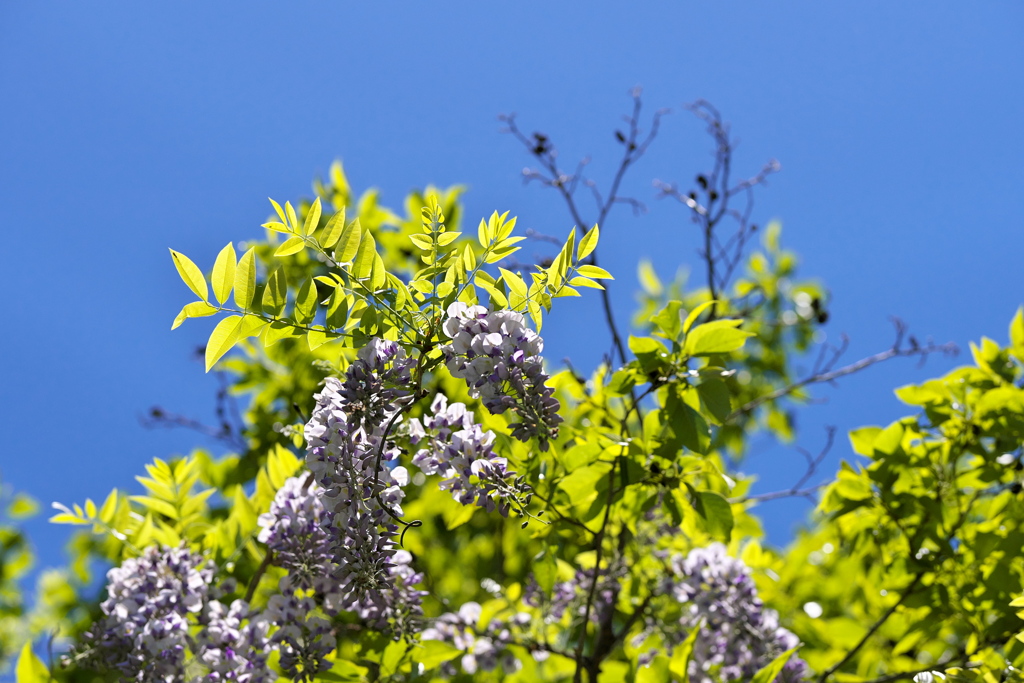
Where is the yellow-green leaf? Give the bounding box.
[352,230,377,279]
[568,276,604,290]
[275,235,306,257]
[171,301,218,330]
[684,319,753,356]
[295,279,318,325]
[436,231,461,247]
[577,224,599,260]
[262,268,286,316]
[211,242,236,305]
[307,326,331,351]
[234,248,257,310]
[169,249,208,302]
[371,253,387,291]
[499,268,528,299]
[205,315,243,372]
[334,218,362,263]
[269,197,287,224]
[285,201,299,232]
[320,207,346,248]
[15,642,49,683]
[683,301,718,333]
[409,234,433,251]
[576,264,613,280]
[302,197,321,237]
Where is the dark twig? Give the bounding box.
[730,319,958,420]
[140,406,247,452]
[736,427,836,505]
[501,87,667,365]
[654,100,780,319]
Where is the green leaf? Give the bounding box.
[533,551,558,593]
[409,233,433,251]
[371,252,387,291]
[295,279,318,325]
[8,493,38,519]
[205,315,243,372]
[636,655,670,683]
[334,218,362,264]
[696,378,731,424]
[683,300,717,334]
[668,619,702,681]
[268,197,287,224]
[559,462,612,508]
[696,491,733,541]
[262,268,286,316]
[652,300,684,339]
[320,207,346,248]
[1011,307,1024,358]
[848,426,882,456]
[499,267,528,299]
[414,640,462,670]
[568,276,604,289]
[275,235,306,257]
[171,301,218,330]
[750,648,798,683]
[576,264,613,279]
[577,224,599,260]
[307,326,331,351]
[285,201,299,233]
[211,242,236,305]
[15,642,49,683]
[234,247,257,310]
[169,249,208,302]
[352,230,376,279]
[684,319,753,356]
[302,197,321,237]
[436,231,460,246]
[629,336,670,374]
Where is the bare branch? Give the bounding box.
[736,427,836,505]
[730,320,958,420]
[501,87,667,365]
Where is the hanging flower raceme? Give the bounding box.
[303,337,424,632]
[645,544,808,683]
[525,564,622,626]
[257,475,335,595]
[409,394,533,516]
[263,590,337,682]
[441,303,562,450]
[67,544,215,682]
[196,599,274,683]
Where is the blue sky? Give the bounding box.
[1,2,1022,576]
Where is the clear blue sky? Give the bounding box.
[1,2,1022,576]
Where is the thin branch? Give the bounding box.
[730,319,958,420]
[736,427,836,505]
[654,100,779,319]
[501,87,666,366]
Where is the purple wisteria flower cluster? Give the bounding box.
[421,601,530,675]
[646,544,808,683]
[524,564,622,627]
[408,394,532,516]
[196,599,274,683]
[303,338,426,635]
[68,544,275,682]
[441,303,562,450]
